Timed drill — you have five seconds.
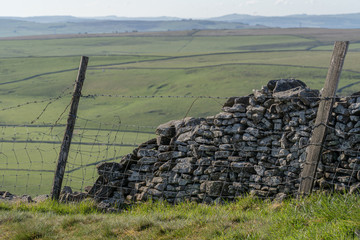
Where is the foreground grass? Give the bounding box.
[0,193,359,239]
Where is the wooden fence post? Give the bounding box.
[298,41,349,196]
[51,56,89,200]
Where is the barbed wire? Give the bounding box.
[0,84,74,112]
[81,94,230,100]
[1,81,359,218]
[76,115,157,130]
[0,116,157,195]
[80,93,358,100]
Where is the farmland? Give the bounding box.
[1,28,360,195]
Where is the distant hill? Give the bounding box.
[0,15,182,23]
[0,16,89,23]
[208,13,360,28]
[1,13,360,38]
[0,18,261,38]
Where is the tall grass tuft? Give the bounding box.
[0,193,359,239]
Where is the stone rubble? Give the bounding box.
[0,189,85,204]
[86,79,360,206]
[0,191,34,203]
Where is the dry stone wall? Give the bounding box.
[87,79,360,207]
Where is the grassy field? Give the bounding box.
[0,193,359,239]
[1,29,360,195]
[0,123,155,195]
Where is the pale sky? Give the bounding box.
[1,0,360,18]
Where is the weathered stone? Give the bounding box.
[263,176,282,186]
[334,183,347,192]
[215,151,230,159]
[271,148,289,158]
[158,145,172,152]
[137,138,158,150]
[128,171,143,182]
[147,188,162,197]
[195,127,213,138]
[273,87,304,100]
[247,105,265,115]
[250,190,269,197]
[250,174,262,182]
[86,79,360,210]
[159,162,172,172]
[33,194,49,203]
[254,165,266,176]
[350,183,360,194]
[198,145,218,152]
[197,157,212,166]
[215,112,233,119]
[172,158,194,174]
[350,115,360,122]
[2,191,13,198]
[267,80,278,90]
[243,133,257,141]
[227,104,247,113]
[273,119,282,131]
[97,162,122,177]
[223,97,238,108]
[231,162,255,173]
[138,157,158,165]
[333,102,349,115]
[177,131,193,142]
[193,166,205,175]
[224,124,244,134]
[195,137,213,144]
[274,193,287,202]
[299,89,319,106]
[156,120,178,137]
[259,137,273,146]
[245,127,260,137]
[137,149,158,158]
[349,103,360,115]
[337,176,355,183]
[172,151,187,158]
[273,79,307,93]
[60,192,87,203]
[177,145,188,153]
[158,152,172,161]
[157,136,171,145]
[61,186,73,195]
[20,195,33,203]
[205,181,224,196]
[154,182,167,191]
[219,144,233,151]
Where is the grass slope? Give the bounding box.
[0,193,359,239]
[1,30,360,195]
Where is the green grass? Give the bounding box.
[0,35,316,57]
[0,124,155,195]
[1,32,360,196]
[312,42,360,52]
[2,52,360,125]
[0,193,359,239]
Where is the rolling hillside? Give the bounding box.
[2,12,360,38]
[0,18,258,38]
[1,29,360,195]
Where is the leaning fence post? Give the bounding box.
[298,41,349,196]
[51,56,89,200]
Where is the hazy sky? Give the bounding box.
[2,0,360,18]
